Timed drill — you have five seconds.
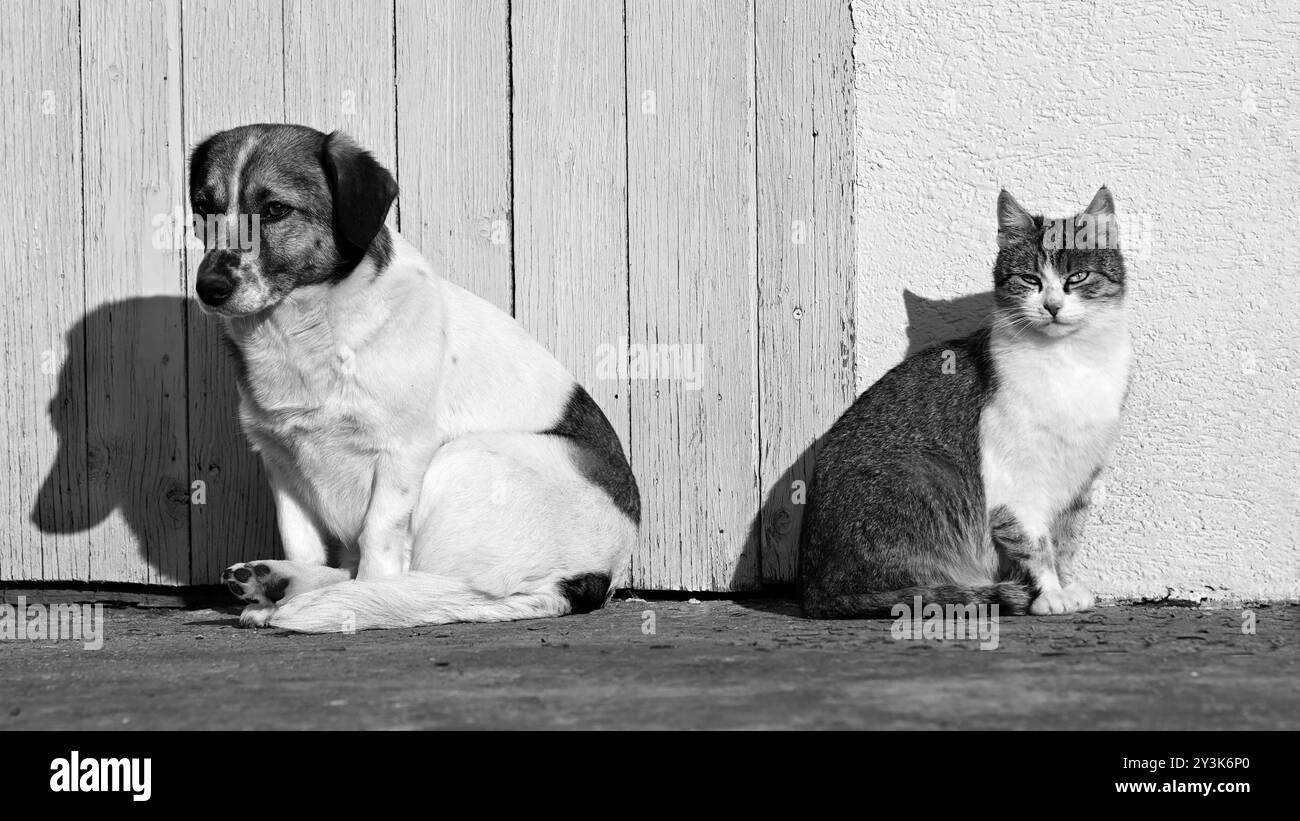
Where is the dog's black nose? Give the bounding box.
[196,275,234,306]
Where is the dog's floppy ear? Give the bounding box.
[320,131,398,260]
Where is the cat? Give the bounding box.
[799,187,1131,618]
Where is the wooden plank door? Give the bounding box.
[1,0,856,593]
[755,0,856,585]
[0,0,89,582]
[626,0,761,590]
[395,0,513,312]
[511,0,632,585]
[81,0,190,584]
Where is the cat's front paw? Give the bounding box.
[1030,584,1093,615]
[1062,582,1095,611]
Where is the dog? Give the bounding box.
[188,124,639,633]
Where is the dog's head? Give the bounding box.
[187,124,398,316]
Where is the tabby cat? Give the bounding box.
[800,187,1131,617]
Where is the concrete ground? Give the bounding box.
[2,597,1296,730]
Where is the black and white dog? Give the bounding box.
[190,124,639,632]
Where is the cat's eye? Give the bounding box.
[1017,274,1041,288]
[263,201,292,221]
[1067,270,1092,285]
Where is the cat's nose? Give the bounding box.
[1044,303,1061,318]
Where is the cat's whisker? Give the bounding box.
[991,311,1036,343]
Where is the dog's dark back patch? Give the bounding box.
[558,573,611,615]
[544,385,640,524]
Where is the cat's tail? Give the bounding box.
[267,571,611,633]
[802,582,1029,619]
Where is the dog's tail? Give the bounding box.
[802,582,1029,619]
[268,571,612,634]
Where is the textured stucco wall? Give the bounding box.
[852,0,1299,602]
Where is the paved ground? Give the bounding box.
[2,597,1295,730]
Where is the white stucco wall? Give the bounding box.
[852,0,1299,602]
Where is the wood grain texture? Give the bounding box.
[1,2,858,593]
[283,0,397,172]
[182,0,286,583]
[626,0,759,591]
[755,0,855,583]
[0,0,88,581]
[395,0,513,311]
[511,1,630,475]
[80,0,190,584]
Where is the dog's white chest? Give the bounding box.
[979,333,1131,531]
[236,334,395,540]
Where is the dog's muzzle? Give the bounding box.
[196,251,238,307]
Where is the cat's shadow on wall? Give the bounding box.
[900,288,996,357]
[731,288,995,612]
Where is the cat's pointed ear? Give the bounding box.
[997,189,1033,247]
[1084,185,1115,217]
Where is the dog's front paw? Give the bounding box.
[222,562,290,607]
[1030,585,1092,615]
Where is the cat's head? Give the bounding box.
[992,187,1126,339]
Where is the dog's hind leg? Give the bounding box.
[221,560,351,627]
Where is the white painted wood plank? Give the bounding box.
[283,0,397,173]
[756,0,856,583]
[395,0,512,312]
[626,0,759,591]
[183,0,286,583]
[80,0,190,584]
[0,0,89,581]
[511,1,630,477]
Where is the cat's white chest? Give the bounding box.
[979,331,1131,533]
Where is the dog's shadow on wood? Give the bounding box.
[728,288,996,613]
[30,295,271,586]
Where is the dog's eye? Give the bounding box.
[1017,274,1041,289]
[263,202,292,221]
